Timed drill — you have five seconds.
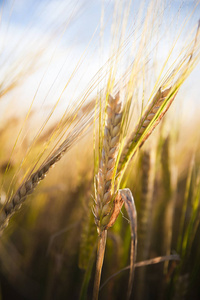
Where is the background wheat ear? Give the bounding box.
[136,149,154,300]
[0,111,94,234]
[116,87,177,183]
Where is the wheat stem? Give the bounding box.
[92,230,107,300]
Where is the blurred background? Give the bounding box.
[0,0,200,299]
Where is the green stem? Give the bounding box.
[92,230,107,300]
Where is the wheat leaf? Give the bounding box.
[119,188,137,300]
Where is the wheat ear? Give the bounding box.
[93,92,123,233]
[117,87,177,178]
[0,124,87,233]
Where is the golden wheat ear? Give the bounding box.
[94,92,123,233]
[117,87,176,177]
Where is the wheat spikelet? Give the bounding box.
[93,92,123,233]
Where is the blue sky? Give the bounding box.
[0,0,200,122]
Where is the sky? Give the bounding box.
[0,0,200,124]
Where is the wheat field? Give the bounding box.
[0,0,200,299]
